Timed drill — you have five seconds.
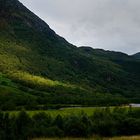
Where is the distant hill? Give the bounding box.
[132,52,140,59]
[0,0,140,110]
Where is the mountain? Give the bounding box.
[132,52,140,60]
[0,0,140,110]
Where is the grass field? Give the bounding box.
[7,106,140,117]
[8,107,98,117]
[32,136,140,140]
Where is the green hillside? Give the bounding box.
[0,0,140,110]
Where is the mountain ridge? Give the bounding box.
[132,52,140,59]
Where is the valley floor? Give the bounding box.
[7,106,140,117]
[32,136,140,140]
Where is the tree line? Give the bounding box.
[0,107,140,140]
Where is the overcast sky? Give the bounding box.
[19,0,140,54]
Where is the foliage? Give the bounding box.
[0,108,140,139]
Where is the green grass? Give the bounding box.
[7,107,97,117]
[9,71,75,88]
[7,106,140,117]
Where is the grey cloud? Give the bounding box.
[19,0,140,54]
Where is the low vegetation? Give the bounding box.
[0,72,130,111]
[7,106,140,117]
[0,107,140,140]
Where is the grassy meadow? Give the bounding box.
[7,106,140,117]
[7,107,97,117]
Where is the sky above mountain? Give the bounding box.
[19,0,140,54]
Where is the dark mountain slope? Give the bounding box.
[132,52,140,60]
[0,0,140,109]
[79,47,140,79]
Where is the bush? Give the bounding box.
[64,115,87,137]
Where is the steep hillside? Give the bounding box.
[0,0,140,109]
[132,52,140,60]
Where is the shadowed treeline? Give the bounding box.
[0,107,140,140]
